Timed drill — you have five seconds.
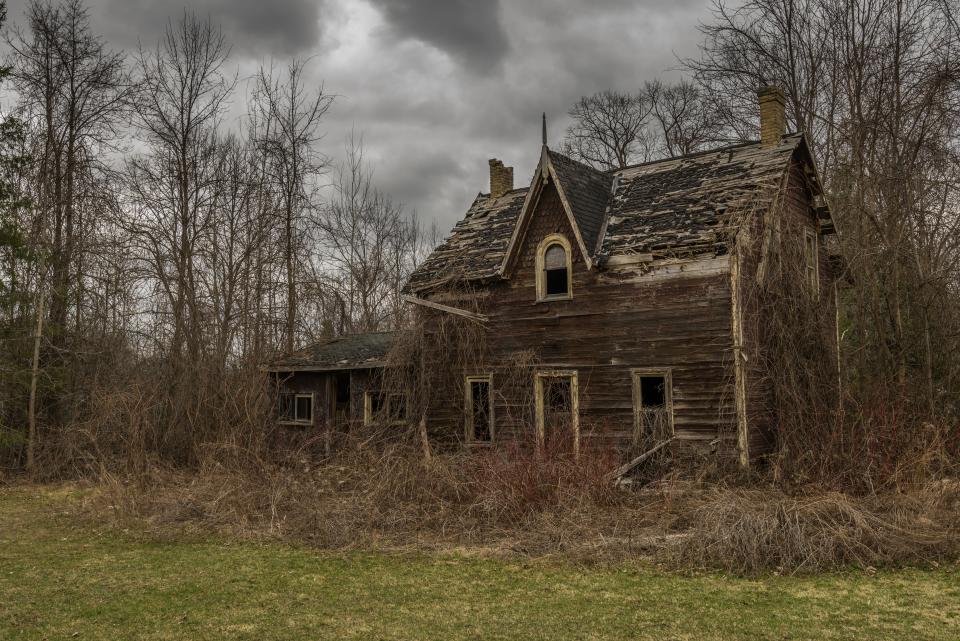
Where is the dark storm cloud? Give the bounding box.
[4,0,326,56]
[1,0,715,230]
[367,0,508,73]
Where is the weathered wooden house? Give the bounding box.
[267,86,836,466]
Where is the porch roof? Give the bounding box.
[265,331,394,372]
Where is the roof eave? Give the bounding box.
[265,361,388,374]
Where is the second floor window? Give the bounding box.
[536,234,573,300]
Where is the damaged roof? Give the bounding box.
[405,188,526,293]
[266,331,394,372]
[406,134,809,293]
[601,134,802,257]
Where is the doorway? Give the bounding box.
[631,369,673,451]
[534,370,580,455]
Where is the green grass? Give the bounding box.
[1,486,958,640]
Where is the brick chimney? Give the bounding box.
[757,85,786,148]
[488,159,513,198]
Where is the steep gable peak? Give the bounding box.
[500,145,613,274]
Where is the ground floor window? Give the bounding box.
[631,369,673,446]
[534,370,580,455]
[364,391,407,426]
[465,375,494,443]
[278,392,314,425]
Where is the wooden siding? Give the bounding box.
[733,159,836,458]
[423,177,737,451]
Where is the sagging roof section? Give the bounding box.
[267,331,394,372]
[406,134,813,294]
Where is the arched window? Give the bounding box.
[536,234,573,300]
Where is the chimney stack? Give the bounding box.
[488,159,513,198]
[757,85,786,148]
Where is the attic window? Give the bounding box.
[536,234,573,301]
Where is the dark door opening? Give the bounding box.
[333,372,351,426]
[634,372,672,448]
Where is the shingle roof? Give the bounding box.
[406,134,806,293]
[404,188,526,293]
[547,149,612,253]
[266,331,394,372]
[600,134,801,258]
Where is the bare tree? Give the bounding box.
[644,79,723,157]
[127,12,233,364]
[7,0,131,337]
[687,0,960,413]
[562,90,654,170]
[252,59,332,352]
[316,135,421,334]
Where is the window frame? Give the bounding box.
[278,392,315,426]
[464,374,495,445]
[533,369,580,456]
[630,368,674,439]
[804,229,820,300]
[535,234,574,302]
[363,390,408,426]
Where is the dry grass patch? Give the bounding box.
[86,437,960,573]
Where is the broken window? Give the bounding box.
[804,230,819,298]
[544,376,572,413]
[465,376,493,443]
[365,391,407,425]
[278,392,313,425]
[632,371,672,445]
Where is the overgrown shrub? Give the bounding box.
[669,485,960,574]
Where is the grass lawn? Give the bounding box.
[1,485,958,640]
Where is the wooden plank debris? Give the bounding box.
[402,294,489,323]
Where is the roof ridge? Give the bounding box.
[547,147,609,178]
[612,133,804,174]
[309,329,395,344]
[479,186,529,198]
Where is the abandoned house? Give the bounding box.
[267,86,837,467]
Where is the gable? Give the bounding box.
[501,147,610,274]
[512,178,585,274]
[546,150,611,253]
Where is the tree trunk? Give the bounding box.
[26,286,46,477]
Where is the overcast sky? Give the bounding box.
[2,0,714,231]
